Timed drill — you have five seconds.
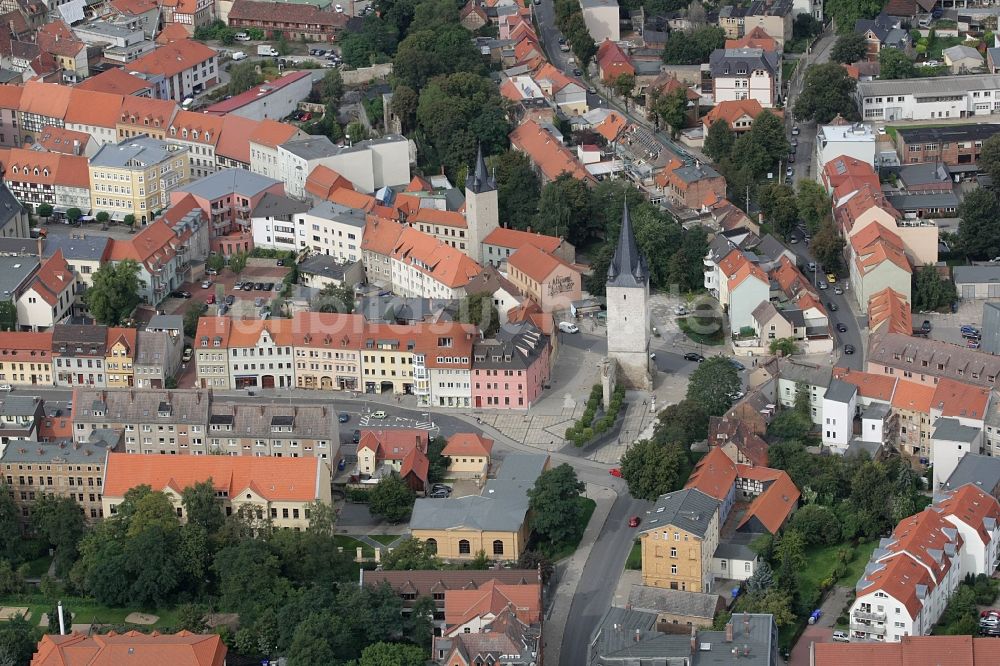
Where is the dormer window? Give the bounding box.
[42,169,48,177]
[10,167,16,174]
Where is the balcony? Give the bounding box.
[850,622,886,636]
[852,609,886,622]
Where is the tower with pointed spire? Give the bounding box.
[606,200,652,390]
[465,144,499,264]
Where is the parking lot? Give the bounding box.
[916,298,985,349]
[160,264,291,319]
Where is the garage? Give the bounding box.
[954,266,1000,300]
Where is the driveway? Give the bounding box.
[789,625,832,666]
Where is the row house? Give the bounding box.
[390,227,483,300]
[471,321,550,409]
[506,244,581,314]
[0,430,120,522]
[248,121,307,182]
[52,324,108,388]
[72,387,339,464]
[226,0,349,42]
[848,222,912,310]
[107,218,193,304]
[194,317,296,390]
[835,180,938,267]
[849,485,1000,642]
[508,119,595,184]
[293,312,366,392]
[0,331,53,386]
[894,123,1000,172]
[105,328,137,388]
[126,39,219,103]
[0,148,90,213]
[867,331,1000,391]
[412,324,477,408]
[102,453,331,530]
[134,329,182,389]
[170,167,283,248]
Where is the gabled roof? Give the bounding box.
[728,259,767,291]
[684,446,736,501]
[102,452,323,502]
[508,119,593,183]
[814,635,1000,666]
[361,217,404,256]
[228,0,349,27]
[19,81,72,121]
[36,20,84,58]
[736,467,800,534]
[832,367,897,402]
[931,377,990,420]
[357,428,427,462]
[27,249,72,305]
[482,227,564,254]
[64,89,125,129]
[155,22,190,45]
[391,227,482,289]
[0,149,89,188]
[444,579,542,630]
[108,219,179,272]
[725,26,780,51]
[851,222,910,276]
[508,243,576,284]
[213,115,259,164]
[868,287,912,335]
[935,483,1000,547]
[305,165,353,201]
[857,552,935,619]
[703,99,768,129]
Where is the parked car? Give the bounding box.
[266,282,275,290]
[674,305,688,315]
[0,384,12,392]
[572,68,583,76]
[206,268,218,275]
[337,458,346,471]
[432,483,452,493]
[826,273,837,283]
[807,262,816,272]
[844,344,855,355]
[921,320,932,332]
[609,468,622,477]
[818,281,828,290]
[206,294,216,304]
[788,153,795,163]
[201,280,211,289]
[338,412,350,423]
[254,282,265,290]
[352,429,360,443]
[628,516,640,528]
[429,489,450,498]
[182,347,193,362]
[218,304,229,316]
[785,166,793,177]
[834,286,843,295]
[792,125,800,136]
[371,410,387,419]
[170,290,191,299]
[832,631,849,642]
[728,358,746,371]
[836,323,847,333]
[828,302,838,311]
[683,352,705,362]
[225,295,235,306]
[558,321,579,333]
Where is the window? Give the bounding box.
[493,539,504,555]
[670,564,678,574]
[458,539,471,555]
[425,538,437,554]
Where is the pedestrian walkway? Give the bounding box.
[542,483,616,665]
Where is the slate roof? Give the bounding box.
[627,585,720,619]
[607,201,648,288]
[640,488,720,538]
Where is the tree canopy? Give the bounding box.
[686,356,741,416]
[84,259,141,326]
[367,474,416,523]
[830,33,866,64]
[527,463,585,547]
[620,439,692,500]
[662,25,725,64]
[957,186,1000,259]
[793,64,859,123]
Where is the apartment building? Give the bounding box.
[89,135,190,224]
[362,217,404,289]
[390,227,482,300]
[0,430,119,521]
[471,321,550,410]
[894,124,1000,170]
[171,168,282,242]
[166,110,223,179]
[506,244,580,313]
[52,324,108,388]
[868,331,1000,390]
[848,223,912,310]
[849,485,1000,642]
[857,74,1000,122]
[414,324,477,408]
[102,452,332,530]
[226,0,349,42]
[126,39,219,102]
[718,0,793,47]
[32,630,226,666]
[194,317,295,390]
[291,312,364,392]
[0,331,52,386]
[134,329,181,389]
[291,201,365,262]
[835,183,938,267]
[638,488,721,592]
[204,70,312,122]
[815,635,1000,665]
[708,47,780,108]
[203,403,338,462]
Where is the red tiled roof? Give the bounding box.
[28,249,72,306]
[883,508,961,582]
[128,40,217,78]
[685,447,736,501]
[361,216,404,256]
[358,429,427,462]
[935,483,1000,546]
[737,469,799,534]
[36,20,84,58]
[103,452,322,502]
[391,227,482,289]
[509,119,593,183]
[851,222,910,275]
[410,206,467,229]
[770,255,815,299]
[31,630,226,666]
[890,378,936,413]
[168,110,223,147]
[444,580,542,631]
[19,81,72,121]
[108,219,179,271]
[228,0,349,27]
[205,71,312,116]
[33,127,90,155]
[64,89,125,128]
[0,331,52,358]
[507,243,577,284]
[482,227,564,254]
[725,26,780,50]
[703,99,771,129]
[0,85,22,111]
[305,165,353,200]
[0,149,89,188]
[442,433,494,458]
[822,154,877,192]
[155,23,191,45]
[868,287,912,335]
[400,447,429,483]
[832,367,897,402]
[931,377,990,420]
[728,260,767,290]
[106,326,137,355]
[213,115,259,164]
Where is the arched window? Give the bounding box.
[10,166,16,174]
[458,539,471,555]
[492,539,504,555]
[425,538,437,554]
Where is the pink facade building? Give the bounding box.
[471,321,550,409]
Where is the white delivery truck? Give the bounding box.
[257,44,279,56]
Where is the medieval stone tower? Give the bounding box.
[464,144,499,263]
[606,200,652,390]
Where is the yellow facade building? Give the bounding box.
[410,453,547,561]
[89,135,190,225]
[639,488,721,593]
[105,328,136,388]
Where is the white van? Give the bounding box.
[231,51,247,61]
[831,631,849,642]
[558,321,579,334]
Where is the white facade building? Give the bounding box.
[857,74,1000,121]
[580,0,620,43]
[708,48,780,108]
[816,122,877,172]
[821,378,857,453]
[291,202,365,261]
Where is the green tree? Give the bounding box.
[768,337,797,356]
[206,254,226,273]
[652,86,688,137]
[796,180,830,233]
[979,134,1000,188]
[619,439,692,500]
[458,293,500,337]
[0,613,39,666]
[31,492,84,576]
[793,13,822,40]
[228,250,248,276]
[36,203,52,224]
[393,25,484,90]
[662,25,725,64]
[84,259,141,325]
[612,73,636,105]
[0,301,17,332]
[175,603,208,633]
[345,120,368,142]
[181,479,225,534]
[850,461,894,538]
[315,282,355,313]
[758,182,798,237]
[830,33,867,64]
[746,560,774,595]
[774,529,807,582]
[381,537,441,570]
[789,504,841,545]
[95,211,110,225]
[65,208,81,225]
[390,84,419,134]
[535,173,594,244]
[527,463,585,547]
[405,596,437,648]
[228,61,263,96]
[359,642,427,666]
[703,119,734,162]
[320,68,344,106]
[286,612,337,665]
[811,218,845,274]
[492,150,540,228]
[879,48,916,79]
[912,265,956,312]
[0,560,24,596]
[686,356,741,416]
[653,399,709,448]
[123,213,137,230]
[0,487,20,563]
[957,187,1000,259]
[794,63,859,123]
[183,302,203,338]
[368,473,416,523]
[742,587,796,627]
[825,0,882,35]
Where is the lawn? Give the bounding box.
[333,535,374,558]
[782,60,798,83]
[538,497,597,562]
[841,541,877,585]
[0,595,182,629]
[798,543,844,604]
[678,316,725,346]
[626,541,642,570]
[369,534,399,547]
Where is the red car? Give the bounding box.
[628,516,640,528]
[609,468,622,478]
[206,294,216,304]
[301,112,312,121]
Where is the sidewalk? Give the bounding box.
[542,483,617,665]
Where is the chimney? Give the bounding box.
[36,235,42,258]
[73,139,80,156]
[743,612,750,636]
[725,622,733,643]
[634,629,640,643]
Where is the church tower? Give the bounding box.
[464,144,498,264]
[606,201,652,390]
